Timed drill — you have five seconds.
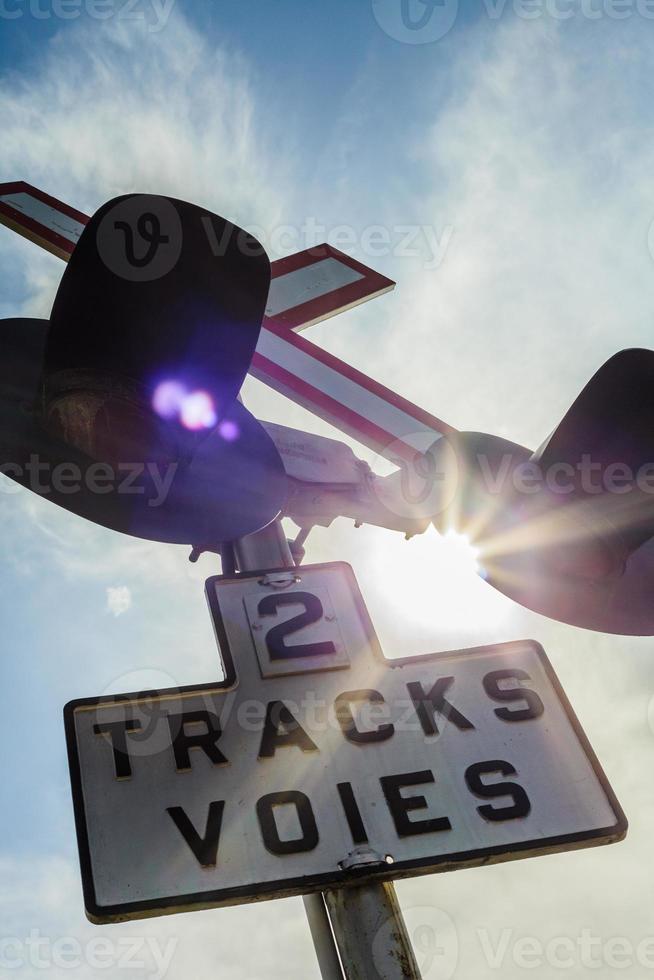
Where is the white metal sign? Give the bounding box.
[0,182,453,462]
[65,563,625,923]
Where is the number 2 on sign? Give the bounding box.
[257,592,337,660]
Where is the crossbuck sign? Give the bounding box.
[65,564,625,923]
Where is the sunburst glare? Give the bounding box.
[368,527,517,651]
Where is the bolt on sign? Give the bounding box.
[65,563,626,923]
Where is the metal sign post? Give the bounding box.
[302,892,345,980]
[232,520,421,980]
[324,882,420,980]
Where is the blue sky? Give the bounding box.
[3,1,654,977]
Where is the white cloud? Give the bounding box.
[376,17,654,446]
[105,584,132,616]
[0,855,316,980]
[0,13,294,319]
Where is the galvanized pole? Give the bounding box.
[324,882,421,980]
[232,520,422,980]
[303,893,345,980]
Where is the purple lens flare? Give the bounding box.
[218,419,240,442]
[153,381,219,431]
[152,380,186,420]
[179,391,218,431]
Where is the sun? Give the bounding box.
[438,527,483,576]
[367,526,515,650]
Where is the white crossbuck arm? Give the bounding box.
[0,182,456,465]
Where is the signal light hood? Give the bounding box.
[434,350,654,635]
[0,194,288,544]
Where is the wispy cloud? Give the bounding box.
[0,9,298,574]
[105,584,132,616]
[0,854,318,980]
[0,13,294,318]
[367,17,654,446]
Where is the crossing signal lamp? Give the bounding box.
[0,194,287,545]
[437,349,654,635]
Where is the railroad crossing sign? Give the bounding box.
[5,182,654,640]
[1,182,630,979]
[65,563,625,924]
